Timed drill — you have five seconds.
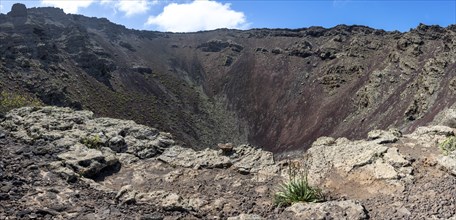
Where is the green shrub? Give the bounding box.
[0,91,42,115]
[274,161,323,207]
[439,136,456,156]
[81,134,104,149]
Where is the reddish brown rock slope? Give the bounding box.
[1,4,455,152]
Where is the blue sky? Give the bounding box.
[0,0,455,32]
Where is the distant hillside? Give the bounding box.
[1,3,455,152]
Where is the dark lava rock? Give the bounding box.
[0,193,10,200]
[198,40,243,53]
[198,40,231,52]
[120,41,136,52]
[132,66,153,74]
[8,3,27,17]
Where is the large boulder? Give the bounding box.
[231,145,275,174]
[306,136,412,186]
[57,144,119,178]
[367,129,401,144]
[412,126,454,137]
[437,152,456,176]
[157,144,277,175]
[405,125,454,148]
[158,145,232,169]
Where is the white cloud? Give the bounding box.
[41,0,94,14]
[40,0,154,16]
[146,0,248,32]
[100,0,155,17]
[115,0,151,17]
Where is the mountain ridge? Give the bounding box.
[1,3,455,152]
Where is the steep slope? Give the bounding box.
[1,4,455,152]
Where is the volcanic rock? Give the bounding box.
[305,135,412,186]
[57,144,119,178]
[1,3,456,219]
[0,106,456,219]
[437,152,456,176]
[7,3,27,17]
[158,145,232,169]
[1,5,456,153]
[285,200,367,220]
[218,142,234,154]
[1,106,175,159]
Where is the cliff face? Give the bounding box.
[1,4,456,152]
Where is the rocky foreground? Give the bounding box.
[1,106,456,219]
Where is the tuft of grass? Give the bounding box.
[439,136,456,156]
[274,177,323,207]
[274,161,324,207]
[81,134,104,149]
[0,91,42,115]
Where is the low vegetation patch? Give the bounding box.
[0,91,42,115]
[274,161,324,207]
[81,134,104,149]
[439,136,456,156]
